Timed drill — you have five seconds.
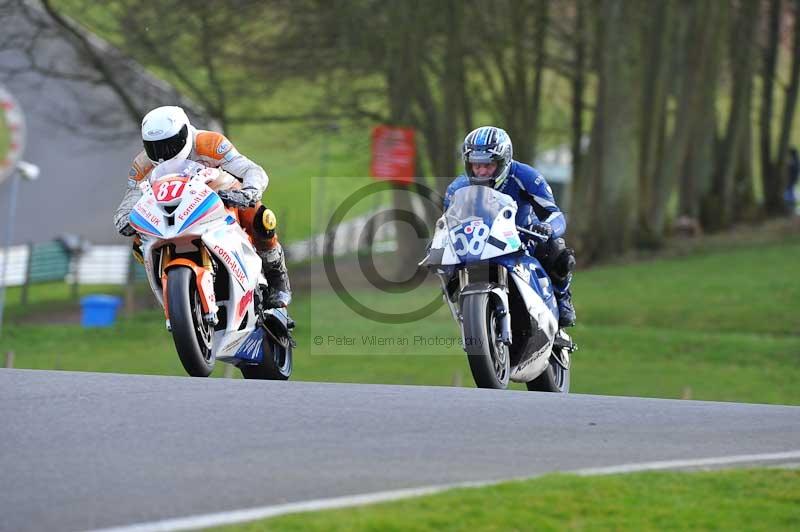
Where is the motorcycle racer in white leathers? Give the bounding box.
[113,105,291,307]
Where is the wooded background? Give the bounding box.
[8,0,800,262]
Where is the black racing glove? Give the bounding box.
[132,238,144,265]
[218,186,260,208]
[528,221,553,243]
[119,222,137,237]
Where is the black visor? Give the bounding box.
[144,124,188,162]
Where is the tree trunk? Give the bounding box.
[760,0,782,214]
[529,0,549,160]
[704,0,758,230]
[438,0,466,190]
[383,1,430,280]
[574,0,640,261]
[733,104,757,219]
[469,0,546,164]
[774,0,800,214]
[658,0,724,234]
[636,0,674,247]
[569,0,588,201]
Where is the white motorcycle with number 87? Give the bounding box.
[129,159,294,379]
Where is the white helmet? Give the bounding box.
[141,106,194,165]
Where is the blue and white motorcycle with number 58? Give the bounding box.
[421,185,576,391]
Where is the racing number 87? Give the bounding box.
[452,222,490,257]
[155,180,186,202]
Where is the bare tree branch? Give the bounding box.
[39,0,144,122]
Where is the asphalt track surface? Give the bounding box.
[2,369,799,532]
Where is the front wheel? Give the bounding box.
[526,347,570,392]
[167,266,215,377]
[463,292,510,389]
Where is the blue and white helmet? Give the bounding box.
[462,126,513,188]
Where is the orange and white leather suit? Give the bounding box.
[113,129,290,304]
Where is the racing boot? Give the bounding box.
[261,241,291,308]
[252,206,292,308]
[553,274,576,328]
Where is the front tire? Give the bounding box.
[463,292,510,389]
[167,267,215,377]
[526,347,570,392]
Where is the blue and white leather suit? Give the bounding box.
[444,160,571,295]
[445,160,565,238]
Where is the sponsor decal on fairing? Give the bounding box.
[212,244,248,287]
[177,188,211,221]
[234,328,265,362]
[130,209,163,237]
[237,289,254,321]
[178,193,220,232]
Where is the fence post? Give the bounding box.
[20,242,33,305]
[69,252,79,300]
[4,350,13,368]
[125,251,137,316]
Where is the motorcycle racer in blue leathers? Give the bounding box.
[444,126,576,327]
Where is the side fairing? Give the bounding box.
[202,225,264,361]
[203,225,260,293]
[495,254,558,318]
[508,262,559,383]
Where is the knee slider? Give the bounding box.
[253,206,277,240]
[552,245,576,283]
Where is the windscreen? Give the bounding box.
[149,159,205,182]
[444,185,514,230]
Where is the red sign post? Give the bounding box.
[370,125,416,184]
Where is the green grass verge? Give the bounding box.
[213,468,800,532]
[1,282,129,321]
[2,238,799,404]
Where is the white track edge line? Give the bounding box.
[86,449,800,532]
[572,449,800,476]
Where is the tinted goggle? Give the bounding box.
[144,124,189,162]
[464,145,502,163]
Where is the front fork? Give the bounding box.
[160,245,219,331]
[441,265,512,346]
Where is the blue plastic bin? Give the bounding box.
[80,295,122,327]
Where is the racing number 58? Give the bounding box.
[453,223,490,257]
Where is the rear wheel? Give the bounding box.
[167,267,215,377]
[240,337,293,380]
[526,347,570,392]
[463,292,509,389]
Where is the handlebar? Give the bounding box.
[516,225,548,243]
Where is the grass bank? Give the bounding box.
[2,237,799,404]
[212,468,800,531]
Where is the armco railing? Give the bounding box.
[0,242,147,302]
